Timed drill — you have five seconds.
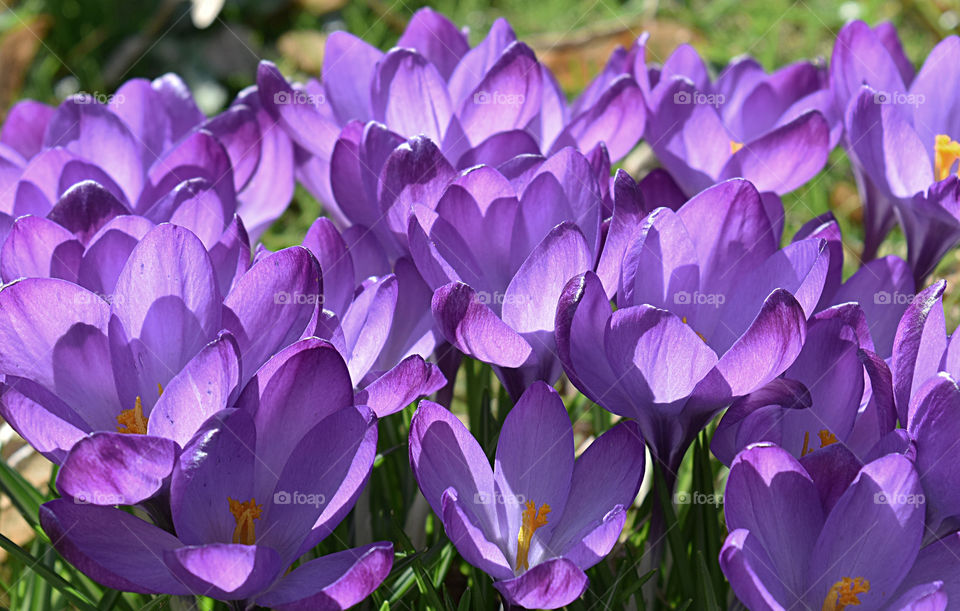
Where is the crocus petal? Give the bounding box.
[0,278,115,424]
[397,8,469,80]
[109,223,221,410]
[440,488,514,580]
[891,281,947,423]
[724,443,824,598]
[170,408,256,545]
[447,18,517,105]
[719,111,830,194]
[147,332,241,446]
[302,217,355,318]
[908,36,960,153]
[550,420,644,568]
[339,274,397,383]
[47,180,128,244]
[595,170,646,299]
[551,76,646,162]
[457,42,543,146]
[431,282,532,367]
[77,215,155,296]
[1,100,54,158]
[164,543,282,600]
[372,49,453,145]
[0,215,83,283]
[0,380,87,463]
[57,432,179,505]
[713,289,807,396]
[223,246,319,381]
[907,373,960,529]
[40,499,189,594]
[322,31,383,124]
[807,454,924,609]
[256,542,394,611]
[493,557,588,610]
[897,533,960,607]
[494,382,574,566]
[831,255,912,358]
[845,86,933,199]
[719,529,789,610]
[409,400,499,539]
[355,355,446,417]
[208,214,251,297]
[456,130,541,170]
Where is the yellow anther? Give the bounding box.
[822,576,870,611]
[802,429,838,457]
[516,500,550,572]
[730,141,744,154]
[228,497,262,545]
[116,396,148,434]
[934,134,960,181]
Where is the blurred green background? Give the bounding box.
[1,0,959,285]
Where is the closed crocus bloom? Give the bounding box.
[843,35,960,282]
[641,39,832,198]
[829,20,916,261]
[40,340,392,608]
[302,217,446,417]
[256,9,645,219]
[720,443,954,610]
[556,179,830,474]
[407,147,617,398]
[0,224,319,473]
[409,382,645,609]
[712,303,897,465]
[1,180,251,296]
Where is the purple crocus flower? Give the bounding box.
[1,180,250,297]
[556,179,830,474]
[639,39,832,197]
[40,339,392,608]
[256,8,645,220]
[829,20,916,261]
[0,223,319,468]
[406,147,615,398]
[712,303,897,465]
[302,217,446,416]
[844,33,960,283]
[720,443,952,609]
[409,382,645,609]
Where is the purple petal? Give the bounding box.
[256,542,394,611]
[1,100,54,159]
[493,557,588,610]
[440,488,514,580]
[0,215,83,283]
[57,432,179,505]
[551,76,645,162]
[40,499,189,594]
[891,280,947,424]
[323,32,383,124]
[302,218,355,318]
[371,49,453,145]
[47,180,127,244]
[356,355,446,417]
[164,543,281,600]
[397,8,469,80]
[595,170,646,299]
[907,373,960,529]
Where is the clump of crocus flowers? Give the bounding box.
[3,8,960,610]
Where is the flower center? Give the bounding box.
[822,576,870,611]
[801,430,838,457]
[730,140,744,155]
[516,500,550,572]
[228,497,262,545]
[116,384,163,435]
[934,134,960,181]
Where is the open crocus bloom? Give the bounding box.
[256,8,645,217]
[556,179,829,473]
[407,147,611,398]
[40,340,391,608]
[641,39,831,198]
[720,443,955,610]
[844,36,960,282]
[713,303,896,465]
[302,217,446,417]
[0,223,319,467]
[409,382,645,609]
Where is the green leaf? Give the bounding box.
[0,533,99,611]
